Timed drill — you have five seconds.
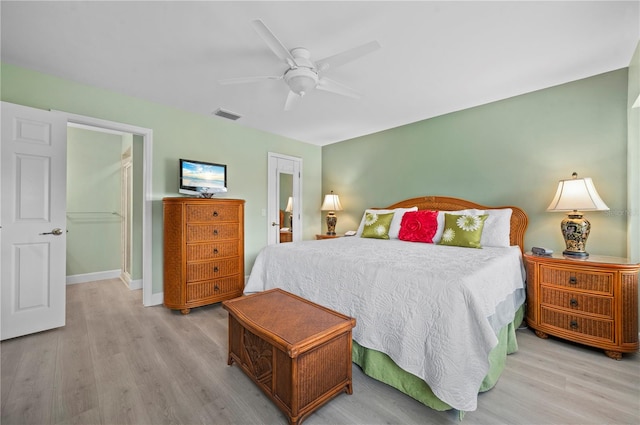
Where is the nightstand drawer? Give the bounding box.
[540,265,613,294]
[540,306,614,343]
[540,287,613,318]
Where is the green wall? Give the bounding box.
[66,127,122,275]
[2,61,633,297]
[323,69,629,258]
[1,62,322,296]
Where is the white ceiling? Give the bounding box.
[1,1,639,146]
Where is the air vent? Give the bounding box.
[213,108,241,121]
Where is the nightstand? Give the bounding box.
[524,252,639,359]
[279,230,292,243]
[316,234,341,240]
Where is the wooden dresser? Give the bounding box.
[524,252,639,359]
[163,197,245,314]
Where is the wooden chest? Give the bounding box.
[222,289,356,425]
[163,197,245,314]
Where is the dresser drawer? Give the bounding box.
[187,241,240,261]
[540,287,613,318]
[186,275,242,303]
[540,306,614,343]
[186,204,240,223]
[540,265,613,294]
[186,223,239,242]
[187,258,240,281]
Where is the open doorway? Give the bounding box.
[65,124,142,290]
[61,111,155,306]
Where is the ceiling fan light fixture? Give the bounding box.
[223,20,381,111]
[284,67,318,96]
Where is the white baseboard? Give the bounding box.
[66,269,121,285]
[119,272,143,291]
[128,279,143,290]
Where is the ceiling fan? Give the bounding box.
[219,20,381,111]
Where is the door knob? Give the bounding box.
[40,228,63,236]
[271,222,279,227]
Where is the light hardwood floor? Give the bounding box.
[1,278,639,425]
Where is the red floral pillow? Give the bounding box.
[398,210,438,243]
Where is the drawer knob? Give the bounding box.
[213,248,219,254]
[213,211,219,217]
[570,299,578,307]
[570,320,578,329]
[569,276,577,285]
[213,266,219,273]
[213,229,219,236]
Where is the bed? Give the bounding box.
[244,196,528,415]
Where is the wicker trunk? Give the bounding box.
[222,289,356,425]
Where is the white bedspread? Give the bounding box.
[245,237,525,411]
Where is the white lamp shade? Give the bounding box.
[547,176,609,212]
[321,193,343,211]
[285,197,293,213]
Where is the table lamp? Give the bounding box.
[321,191,343,235]
[546,172,609,257]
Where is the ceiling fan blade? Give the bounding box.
[317,77,361,99]
[284,91,302,111]
[316,40,380,72]
[218,75,281,85]
[251,19,298,67]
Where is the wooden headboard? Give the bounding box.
[383,196,528,253]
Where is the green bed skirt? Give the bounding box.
[351,305,525,412]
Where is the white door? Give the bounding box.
[267,153,302,245]
[1,102,67,340]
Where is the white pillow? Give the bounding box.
[356,207,418,239]
[432,208,512,247]
[480,208,512,247]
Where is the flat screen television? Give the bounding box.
[179,158,227,197]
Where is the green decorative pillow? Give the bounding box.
[361,212,395,239]
[438,213,488,248]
